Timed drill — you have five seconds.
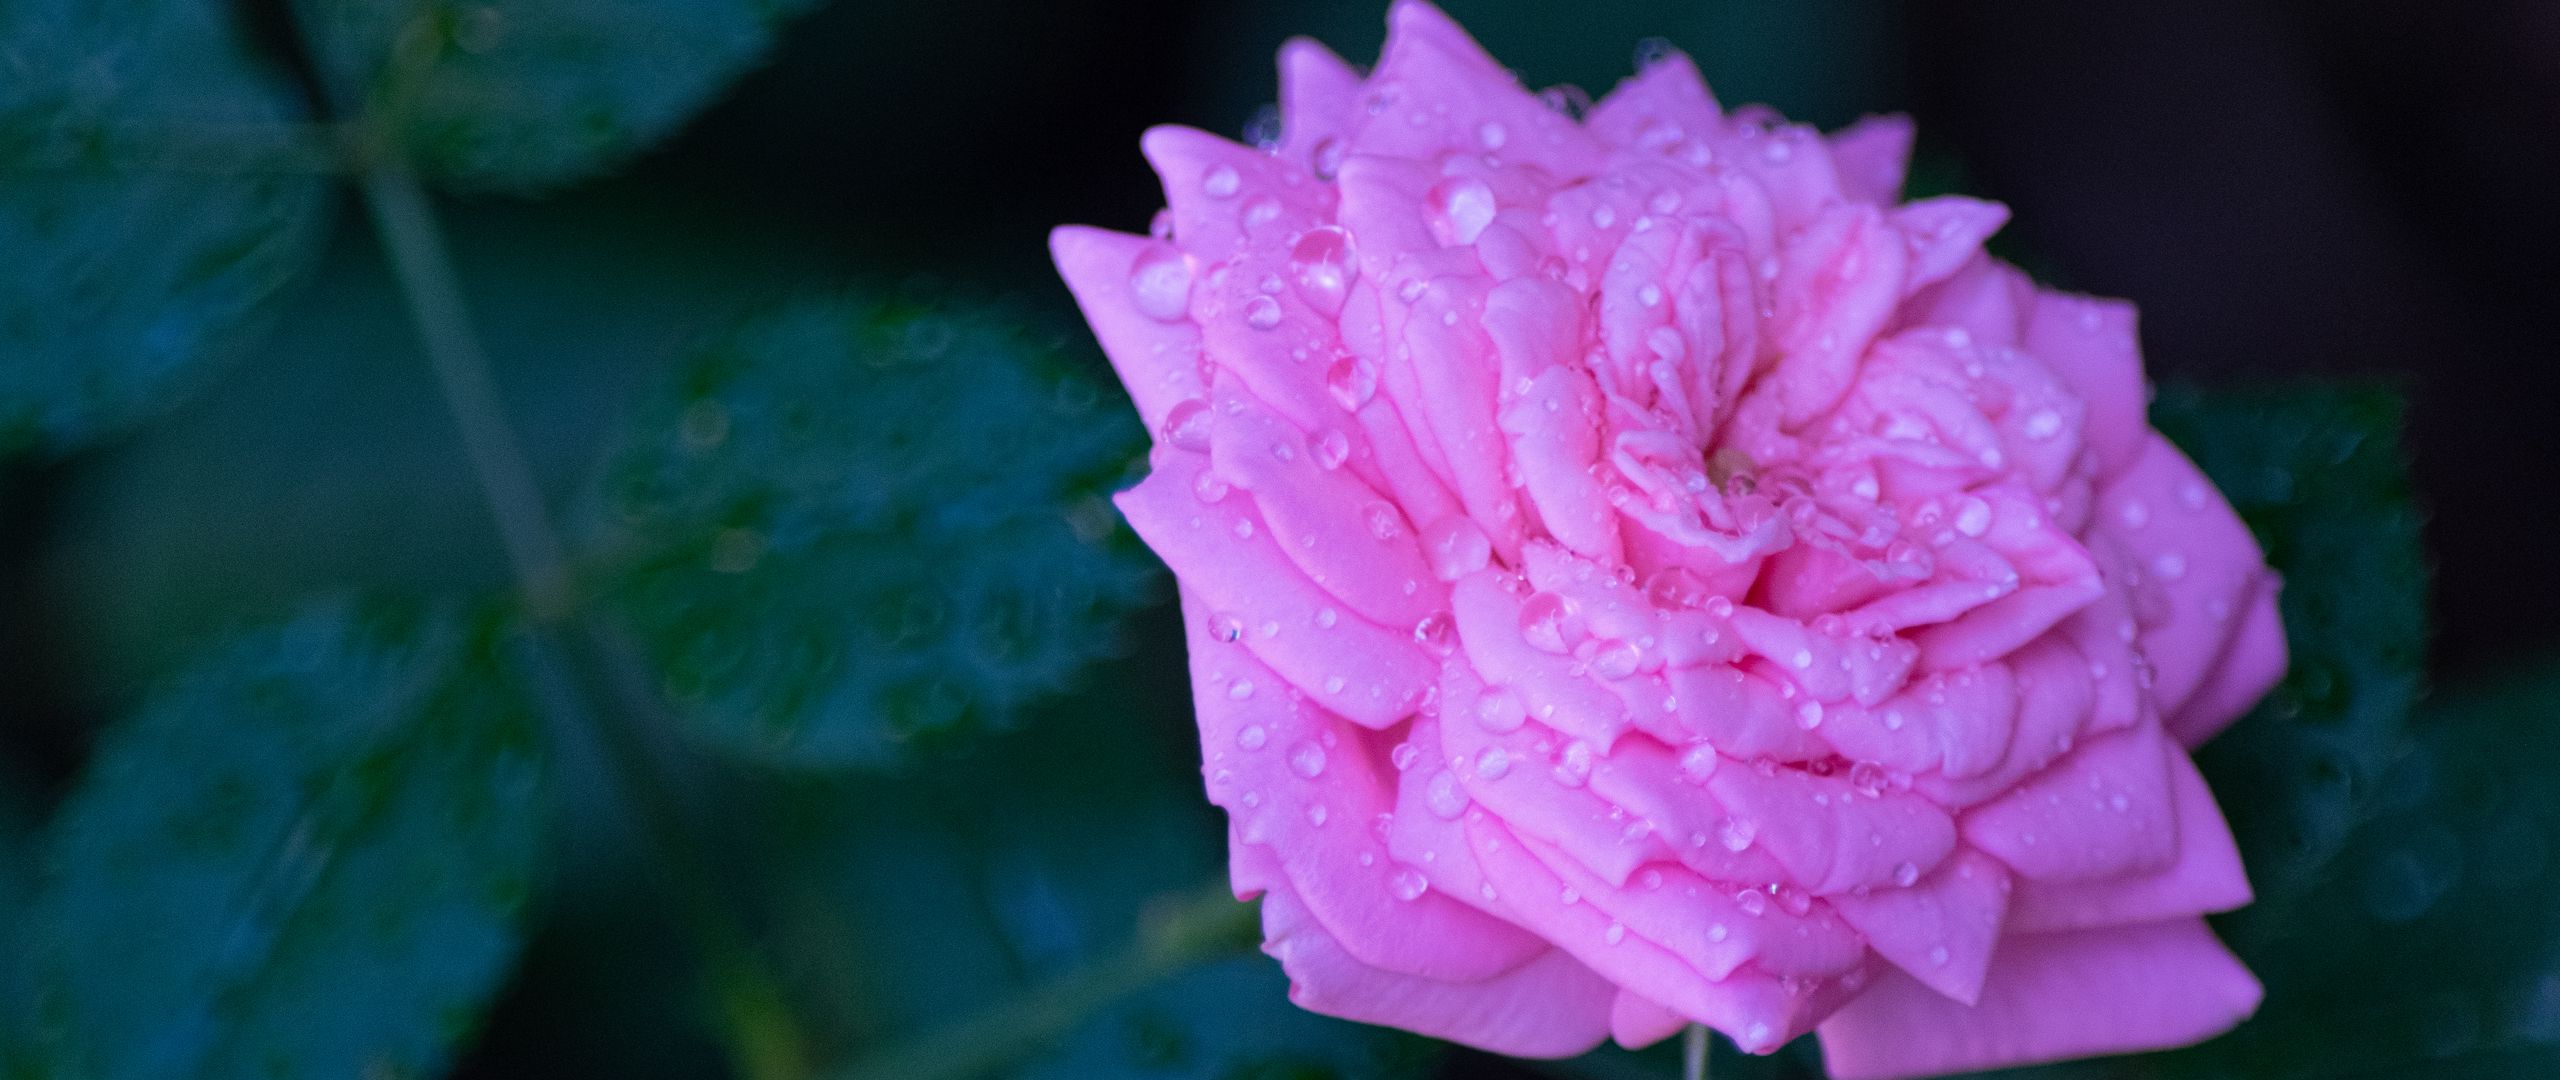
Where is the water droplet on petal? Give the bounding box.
[1312,428,1351,469]
[1203,164,1241,198]
[1401,615,1451,659]
[1325,352,1378,410]
[1129,247,1194,321]
[1244,295,1284,330]
[1551,741,1595,788]
[1893,861,1921,887]
[1290,741,1328,778]
[1236,721,1266,746]
[1518,592,1577,653]
[1391,867,1430,900]
[1160,399,1213,451]
[1718,816,1757,852]
[1205,612,1243,643]
[1849,761,1887,797]
[1425,770,1468,818]
[1422,517,1493,581]
[1475,747,1513,779]
[1429,178,1497,246]
[1475,686,1528,732]
[1305,803,1329,826]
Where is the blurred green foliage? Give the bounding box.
[0,0,330,455]
[292,0,820,190]
[3,603,543,1080]
[588,295,1153,766]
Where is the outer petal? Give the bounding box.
[1587,49,1723,150]
[2006,751,2252,933]
[1357,1,1601,178]
[2023,289,2146,478]
[2093,434,2279,721]
[1827,113,1914,205]
[1276,37,1362,161]
[1827,849,2011,1004]
[1960,727,2178,883]
[1192,590,1547,982]
[1257,867,1615,1058]
[2167,573,2286,747]
[1815,918,2262,1080]
[1610,991,1690,1049]
[1119,451,1434,726]
[1047,226,1204,430]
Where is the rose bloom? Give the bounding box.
[1052,3,2286,1076]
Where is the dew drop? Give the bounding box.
[1476,686,1529,732]
[1325,352,1378,410]
[1289,741,1328,778]
[1244,295,1284,330]
[1422,517,1493,581]
[1553,741,1594,787]
[1128,246,1194,321]
[1311,137,1344,180]
[1202,164,1241,198]
[1518,592,1576,653]
[1429,178,1497,246]
[1159,399,1213,451]
[1288,225,1357,316]
[1391,867,1431,900]
[1476,747,1514,780]
[1205,612,1244,643]
[1312,428,1351,470]
[1425,770,1468,818]
[1412,611,1456,655]
[1236,721,1266,747]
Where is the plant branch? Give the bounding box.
[360,165,572,616]
[359,147,811,1080]
[1684,1024,1709,1080]
[824,879,1260,1080]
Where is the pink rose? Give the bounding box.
[1051,3,2287,1076]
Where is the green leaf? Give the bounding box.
[0,0,333,456]
[6,601,547,1080]
[292,0,819,191]
[587,293,1154,767]
[744,652,1437,1079]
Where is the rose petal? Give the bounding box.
[1119,452,1434,726]
[1258,866,1615,1058]
[1827,848,2011,1004]
[1816,918,2261,1080]
[1047,226,1206,431]
[1962,727,2177,883]
[2007,750,2251,932]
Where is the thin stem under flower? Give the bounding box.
[1684,1023,1709,1080]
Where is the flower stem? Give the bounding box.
[1684,1023,1709,1080]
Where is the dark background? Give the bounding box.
[4,1,2554,1077]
